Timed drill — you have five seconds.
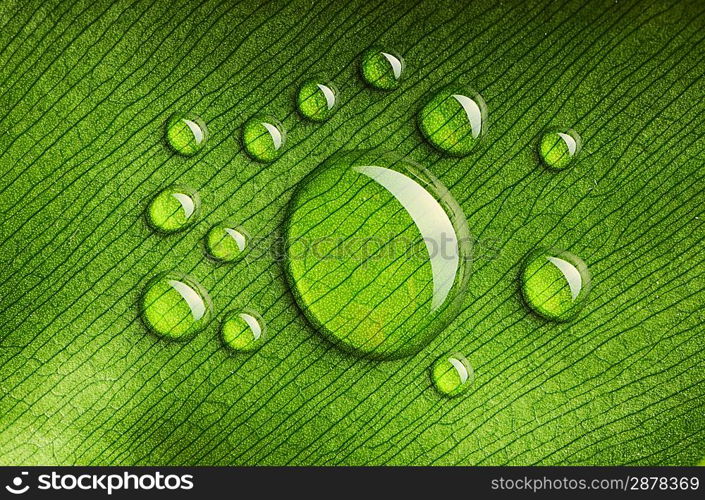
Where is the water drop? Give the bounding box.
[221,310,266,352]
[165,113,208,156]
[418,86,487,156]
[360,47,404,90]
[146,186,200,233]
[297,80,338,122]
[284,150,471,359]
[520,248,591,321]
[242,116,286,162]
[431,353,474,397]
[140,273,213,340]
[538,128,581,170]
[205,222,248,263]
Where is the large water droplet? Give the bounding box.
[360,47,404,90]
[141,273,213,340]
[520,248,591,321]
[538,128,581,170]
[165,113,208,156]
[284,150,471,359]
[221,310,266,352]
[146,186,200,233]
[431,353,474,397]
[242,116,286,162]
[205,222,248,263]
[418,87,487,156]
[297,80,338,122]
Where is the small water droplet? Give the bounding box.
[146,186,200,233]
[165,113,208,156]
[284,150,471,359]
[360,47,404,90]
[141,273,213,340]
[418,86,487,156]
[242,116,286,162]
[205,222,248,263]
[221,310,266,352]
[431,353,474,397]
[297,80,338,121]
[538,128,581,170]
[520,248,591,321]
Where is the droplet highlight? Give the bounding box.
[431,353,474,397]
[242,116,286,162]
[141,273,213,340]
[221,310,266,352]
[520,248,591,321]
[205,222,248,263]
[538,128,581,170]
[146,186,200,233]
[165,113,208,156]
[360,47,404,90]
[297,80,338,121]
[418,87,487,156]
[284,150,471,359]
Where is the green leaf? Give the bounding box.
[0,0,703,465]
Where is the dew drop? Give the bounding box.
[538,128,581,170]
[205,222,248,263]
[418,86,487,156]
[284,150,471,359]
[520,248,591,321]
[165,113,208,156]
[221,310,266,352]
[360,47,404,90]
[141,273,213,340]
[431,353,474,397]
[297,80,338,122]
[242,116,286,162]
[146,186,200,233]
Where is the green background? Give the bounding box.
[0,0,703,465]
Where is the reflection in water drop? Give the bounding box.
[166,113,208,156]
[538,128,581,170]
[284,151,471,359]
[431,353,474,397]
[242,116,286,162]
[221,310,266,352]
[354,165,457,309]
[418,87,487,156]
[360,47,405,90]
[297,80,338,121]
[141,273,213,340]
[205,222,248,263]
[146,186,200,233]
[520,248,591,321]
